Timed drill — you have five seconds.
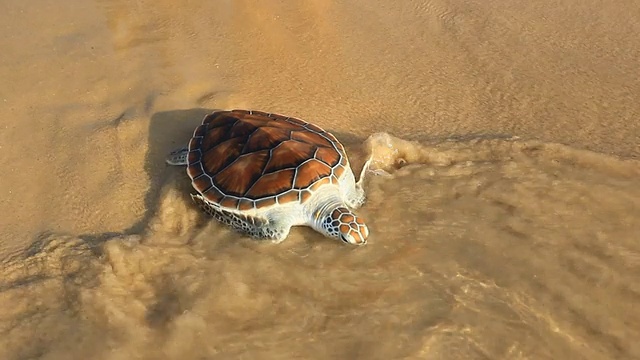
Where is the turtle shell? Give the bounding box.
[186,110,349,211]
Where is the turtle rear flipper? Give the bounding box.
[166,146,189,166]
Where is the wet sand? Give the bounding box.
[1,0,640,359]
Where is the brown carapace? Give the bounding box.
[186,110,348,211]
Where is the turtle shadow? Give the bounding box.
[76,108,216,246]
[131,107,217,232]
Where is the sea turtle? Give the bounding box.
[166,109,372,245]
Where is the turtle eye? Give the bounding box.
[339,234,350,243]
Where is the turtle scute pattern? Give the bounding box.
[186,110,348,211]
[323,207,369,244]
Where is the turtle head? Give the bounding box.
[321,207,369,246]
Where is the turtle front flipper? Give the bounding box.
[166,146,189,165]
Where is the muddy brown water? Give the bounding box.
[2,133,639,359]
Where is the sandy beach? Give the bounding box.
[1,0,639,359]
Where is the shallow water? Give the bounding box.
[2,133,639,359]
[1,0,640,359]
